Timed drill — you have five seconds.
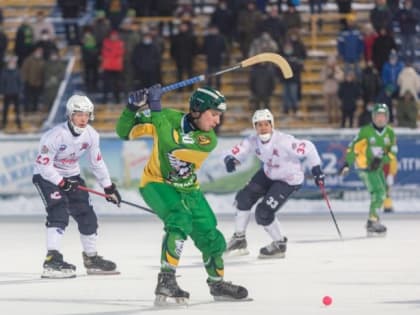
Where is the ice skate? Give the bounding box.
[224,232,249,257]
[366,219,387,237]
[154,271,190,306]
[82,252,120,275]
[208,279,249,301]
[41,250,76,279]
[258,237,288,259]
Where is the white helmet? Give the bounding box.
[252,109,274,142]
[66,94,94,135]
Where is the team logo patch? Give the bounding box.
[59,144,67,151]
[197,135,211,145]
[41,145,49,153]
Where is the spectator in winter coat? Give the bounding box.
[119,16,140,93]
[283,3,302,34]
[210,0,234,47]
[43,52,65,112]
[320,55,344,124]
[0,57,22,130]
[396,91,418,128]
[381,50,404,101]
[397,62,420,102]
[101,30,125,103]
[0,25,7,71]
[371,27,397,73]
[202,24,227,90]
[32,10,56,42]
[132,30,161,90]
[58,0,83,45]
[93,11,112,51]
[14,19,35,68]
[236,1,263,58]
[260,4,287,47]
[170,22,197,91]
[248,32,279,57]
[337,16,364,78]
[394,0,420,62]
[249,63,276,111]
[81,25,99,92]
[21,47,45,113]
[362,23,378,64]
[338,71,361,128]
[35,29,59,61]
[369,0,393,33]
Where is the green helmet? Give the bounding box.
[189,86,227,113]
[371,103,389,126]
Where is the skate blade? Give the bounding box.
[154,295,189,307]
[367,231,387,238]
[213,296,254,302]
[86,269,121,275]
[224,248,250,257]
[258,252,285,259]
[41,269,76,279]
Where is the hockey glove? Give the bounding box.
[339,163,350,177]
[369,157,382,171]
[311,165,325,187]
[59,178,79,192]
[127,89,148,111]
[224,155,239,173]
[104,183,122,207]
[146,84,163,112]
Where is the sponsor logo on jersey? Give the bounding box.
[182,134,194,144]
[41,145,49,153]
[80,143,89,150]
[197,135,211,145]
[59,144,67,151]
[50,191,62,200]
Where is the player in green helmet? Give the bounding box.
[340,103,398,236]
[116,84,248,305]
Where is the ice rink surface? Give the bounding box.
[0,212,419,315]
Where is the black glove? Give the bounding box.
[147,84,163,112]
[311,165,325,187]
[339,162,350,177]
[224,155,238,173]
[59,178,79,192]
[127,88,148,111]
[369,157,382,171]
[104,183,122,207]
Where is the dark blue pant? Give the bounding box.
[33,174,98,235]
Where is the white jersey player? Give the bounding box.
[33,94,121,278]
[224,109,325,258]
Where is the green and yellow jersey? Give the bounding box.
[116,108,217,190]
[345,124,397,170]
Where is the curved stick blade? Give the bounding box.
[240,53,293,78]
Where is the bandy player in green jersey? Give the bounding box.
[340,103,398,236]
[116,84,248,305]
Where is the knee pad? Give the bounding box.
[74,209,98,235]
[255,203,275,226]
[46,205,69,230]
[192,229,226,257]
[235,182,265,210]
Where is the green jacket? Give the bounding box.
[116,108,217,190]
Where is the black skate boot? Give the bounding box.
[366,219,387,237]
[82,252,120,275]
[224,232,249,257]
[154,271,190,306]
[208,279,249,301]
[41,250,76,279]
[258,237,288,259]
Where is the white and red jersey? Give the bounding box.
[228,130,322,185]
[33,122,112,188]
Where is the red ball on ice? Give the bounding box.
[322,295,332,306]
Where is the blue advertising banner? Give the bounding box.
[1,130,419,196]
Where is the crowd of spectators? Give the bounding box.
[1,0,420,133]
